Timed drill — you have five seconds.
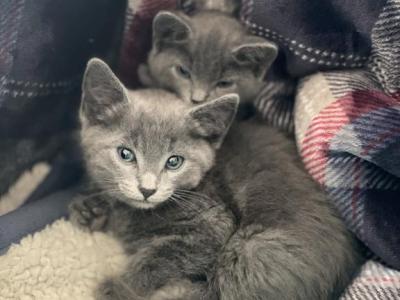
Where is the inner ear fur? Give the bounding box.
[232,37,278,78]
[153,11,192,48]
[188,94,239,148]
[81,58,128,126]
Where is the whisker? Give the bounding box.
[175,189,212,200]
[169,195,199,213]
[171,194,211,214]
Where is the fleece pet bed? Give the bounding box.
[0,188,79,255]
[0,219,128,300]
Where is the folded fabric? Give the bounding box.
[241,0,400,269]
[0,188,78,254]
[240,0,400,297]
[294,69,400,299]
[341,260,400,299]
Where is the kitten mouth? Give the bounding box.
[128,199,157,209]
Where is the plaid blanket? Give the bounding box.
[118,0,400,298]
[240,0,400,298]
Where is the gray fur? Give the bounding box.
[78,59,237,210]
[209,121,363,300]
[139,10,277,106]
[70,59,362,300]
[178,0,241,15]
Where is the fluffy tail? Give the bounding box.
[209,224,362,300]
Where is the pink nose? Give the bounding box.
[139,188,156,199]
[191,89,207,103]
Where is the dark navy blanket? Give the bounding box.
[0,0,126,248]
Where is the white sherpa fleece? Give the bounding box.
[0,219,128,300]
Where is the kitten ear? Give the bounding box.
[153,11,191,47]
[232,37,278,78]
[188,94,239,148]
[81,58,128,126]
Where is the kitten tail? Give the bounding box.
[207,225,362,300]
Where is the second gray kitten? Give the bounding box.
[139,10,277,109]
[70,59,362,300]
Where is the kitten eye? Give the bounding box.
[176,65,191,79]
[165,155,184,170]
[117,147,136,162]
[216,80,234,88]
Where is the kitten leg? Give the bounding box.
[96,237,218,300]
[149,280,211,300]
[96,278,144,300]
[97,278,209,300]
[69,196,111,232]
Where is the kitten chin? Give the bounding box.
[123,199,157,210]
[120,190,175,210]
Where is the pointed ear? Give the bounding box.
[81,58,128,126]
[232,37,278,78]
[153,11,191,48]
[188,94,239,148]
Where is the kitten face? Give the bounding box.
[143,11,277,105]
[80,59,238,209]
[83,118,213,209]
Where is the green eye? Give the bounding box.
[176,65,191,79]
[117,147,135,162]
[165,155,184,170]
[216,80,234,88]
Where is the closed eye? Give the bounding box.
[216,80,234,88]
[176,65,191,79]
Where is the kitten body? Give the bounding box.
[209,121,363,300]
[70,59,362,300]
[139,10,277,109]
[71,59,237,299]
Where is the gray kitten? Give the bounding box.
[70,59,236,300]
[138,10,277,108]
[70,59,362,300]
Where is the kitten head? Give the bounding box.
[143,11,277,105]
[81,58,238,209]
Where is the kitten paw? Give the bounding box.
[69,196,110,232]
[96,279,117,300]
[96,279,141,300]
